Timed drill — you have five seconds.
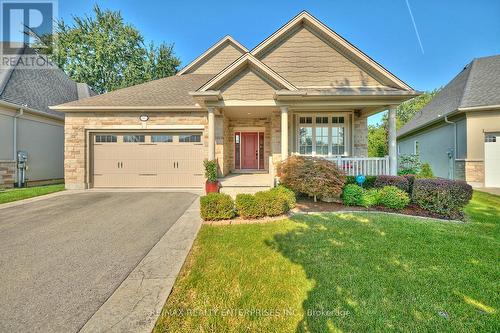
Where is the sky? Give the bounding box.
[57,0,500,125]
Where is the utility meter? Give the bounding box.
[17,151,28,187]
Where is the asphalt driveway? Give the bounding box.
[0,191,198,333]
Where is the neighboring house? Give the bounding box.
[52,11,418,191]
[0,42,94,188]
[398,55,500,187]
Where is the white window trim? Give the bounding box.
[295,112,351,157]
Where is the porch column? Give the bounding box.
[208,107,215,160]
[281,106,289,160]
[388,106,397,175]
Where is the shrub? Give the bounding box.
[362,189,380,207]
[270,185,296,209]
[342,184,364,206]
[418,163,434,178]
[402,174,416,196]
[277,156,345,201]
[412,178,472,219]
[345,175,376,189]
[399,154,421,175]
[200,193,234,220]
[255,190,288,217]
[378,186,410,210]
[203,159,217,182]
[235,194,265,219]
[374,175,410,193]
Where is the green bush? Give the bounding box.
[345,175,376,189]
[418,163,434,178]
[342,184,364,206]
[200,193,234,220]
[203,159,218,182]
[235,194,265,219]
[361,189,380,207]
[378,186,410,210]
[255,190,288,217]
[270,185,296,209]
[374,175,410,193]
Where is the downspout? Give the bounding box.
[444,115,456,179]
[13,108,24,185]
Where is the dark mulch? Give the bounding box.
[295,198,449,220]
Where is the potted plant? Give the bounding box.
[204,159,219,193]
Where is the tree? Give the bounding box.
[368,90,438,157]
[32,5,180,93]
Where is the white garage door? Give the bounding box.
[92,132,204,188]
[485,133,500,187]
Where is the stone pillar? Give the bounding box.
[280,106,289,160]
[388,106,397,175]
[208,107,215,160]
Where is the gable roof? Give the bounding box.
[196,53,297,93]
[0,42,93,118]
[398,55,500,137]
[251,11,413,91]
[52,74,213,110]
[176,36,247,75]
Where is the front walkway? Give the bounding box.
[476,187,500,196]
[219,173,274,196]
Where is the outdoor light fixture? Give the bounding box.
[139,114,149,121]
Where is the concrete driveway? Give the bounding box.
[0,191,198,333]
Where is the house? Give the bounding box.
[398,55,500,187]
[52,11,419,192]
[0,42,94,188]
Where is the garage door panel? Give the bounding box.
[485,133,500,187]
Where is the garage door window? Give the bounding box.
[179,134,201,143]
[151,135,173,143]
[123,135,145,143]
[485,135,496,143]
[95,135,117,143]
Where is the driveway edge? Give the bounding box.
[79,197,201,333]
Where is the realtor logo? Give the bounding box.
[1,0,57,54]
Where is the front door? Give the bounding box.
[241,132,258,169]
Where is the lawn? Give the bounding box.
[154,191,500,332]
[0,184,65,204]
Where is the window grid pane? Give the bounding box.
[315,127,329,155]
[123,135,145,143]
[95,135,117,143]
[299,127,313,155]
[179,134,201,143]
[151,135,173,143]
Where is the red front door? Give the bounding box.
[241,132,258,169]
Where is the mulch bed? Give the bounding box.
[295,197,450,220]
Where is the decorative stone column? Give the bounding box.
[388,106,397,175]
[208,107,215,160]
[280,106,289,160]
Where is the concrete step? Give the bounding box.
[220,185,272,198]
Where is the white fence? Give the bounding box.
[323,156,390,176]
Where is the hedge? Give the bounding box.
[378,186,410,210]
[200,193,235,220]
[269,185,296,209]
[235,194,265,219]
[361,188,380,208]
[255,190,289,217]
[412,178,473,219]
[374,175,410,193]
[342,184,364,206]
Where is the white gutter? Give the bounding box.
[457,104,500,112]
[0,100,64,121]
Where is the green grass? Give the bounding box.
[0,184,65,204]
[154,191,500,332]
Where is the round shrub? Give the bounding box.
[270,185,296,209]
[374,175,410,193]
[277,156,346,201]
[235,194,265,219]
[342,184,364,206]
[255,190,288,217]
[412,178,472,220]
[418,163,434,178]
[361,188,380,208]
[200,193,235,220]
[378,186,410,210]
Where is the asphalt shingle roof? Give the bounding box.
[398,55,500,137]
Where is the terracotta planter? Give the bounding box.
[205,181,219,194]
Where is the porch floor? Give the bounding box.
[219,173,274,197]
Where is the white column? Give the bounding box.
[208,107,215,160]
[388,106,397,175]
[280,106,289,160]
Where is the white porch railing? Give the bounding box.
[323,156,390,176]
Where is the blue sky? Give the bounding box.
[58,0,500,125]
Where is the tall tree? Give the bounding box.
[32,5,180,94]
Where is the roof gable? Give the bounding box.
[251,11,413,90]
[177,36,247,75]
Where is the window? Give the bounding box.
[95,134,117,143]
[485,134,497,143]
[151,135,173,143]
[296,115,347,156]
[414,140,420,155]
[332,127,345,155]
[179,134,201,143]
[315,118,329,155]
[123,135,145,143]
[299,117,313,155]
[235,132,241,169]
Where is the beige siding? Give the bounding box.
[220,68,278,100]
[260,25,383,87]
[0,112,14,160]
[189,42,245,74]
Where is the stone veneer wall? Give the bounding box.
[465,160,484,186]
[0,161,16,188]
[352,114,368,157]
[64,112,208,189]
